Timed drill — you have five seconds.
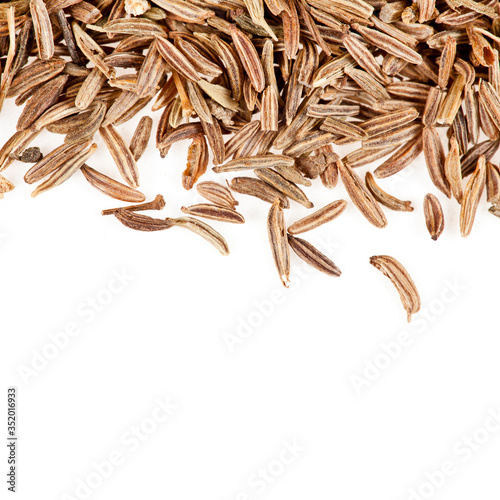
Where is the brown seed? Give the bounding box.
[422,127,451,198]
[370,255,421,322]
[214,154,295,173]
[229,177,290,208]
[129,116,153,162]
[182,135,209,190]
[31,0,55,60]
[288,200,347,235]
[444,135,463,204]
[267,198,290,287]
[255,168,313,208]
[31,143,98,198]
[460,155,486,237]
[423,193,444,241]
[196,181,239,209]
[287,234,341,277]
[338,160,387,228]
[170,216,229,255]
[486,162,500,204]
[365,172,414,212]
[99,125,140,188]
[115,210,174,232]
[102,195,165,216]
[181,204,245,224]
[81,165,146,203]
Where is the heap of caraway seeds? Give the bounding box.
[1,0,500,320]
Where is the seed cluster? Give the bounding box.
[0,0,500,320]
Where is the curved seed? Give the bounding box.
[370,255,421,322]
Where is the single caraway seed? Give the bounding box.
[287,234,341,277]
[370,255,421,322]
[267,198,290,287]
[181,204,245,224]
[196,181,239,209]
[102,195,165,215]
[460,155,486,237]
[288,200,347,235]
[365,172,414,212]
[423,193,445,240]
[338,160,387,228]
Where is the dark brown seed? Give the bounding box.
[287,234,341,277]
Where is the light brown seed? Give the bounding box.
[267,198,290,287]
[338,160,387,228]
[460,155,486,237]
[423,193,444,241]
[229,177,290,208]
[24,141,91,184]
[171,216,229,255]
[196,181,239,209]
[214,154,295,173]
[155,35,199,82]
[100,125,140,188]
[255,168,313,208]
[438,36,456,89]
[422,127,451,198]
[181,204,245,224]
[81,165,146,203]
[31,143,98,198]
[374,134,423,178]
[320,117,368,140]
[370,255,421,322]
[129,116,153,161]
[288,200,347,235]
[287,234,341,277]
[444,135,463,204]
[31,0,55,60]
[365,172,414,212]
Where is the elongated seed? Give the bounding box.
[423,193,444,240]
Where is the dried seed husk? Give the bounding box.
[0,129,41,172]
[283,131,336,158]
[365,172,414,212]
[267,198,290,287]
[423,193,444,240]
[460,155,486,237]
[154,35,199,82]
[182,134,208,190]
[229,177,290,208]
[362,123,422,148]
[288,200,347,235]
[273,164,311,187]
[81,165,146,202]
[422,87,445,127]
[136,40,167,98]
[181,203,244,224]
[0,173,15,198]
[338,160,387,228]
[255,168,313,208]
[64,102,107,144]
[362,108,419,137]
[370,255,421,322]
[287,234,341,277]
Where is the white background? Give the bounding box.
[1,95,500,500]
